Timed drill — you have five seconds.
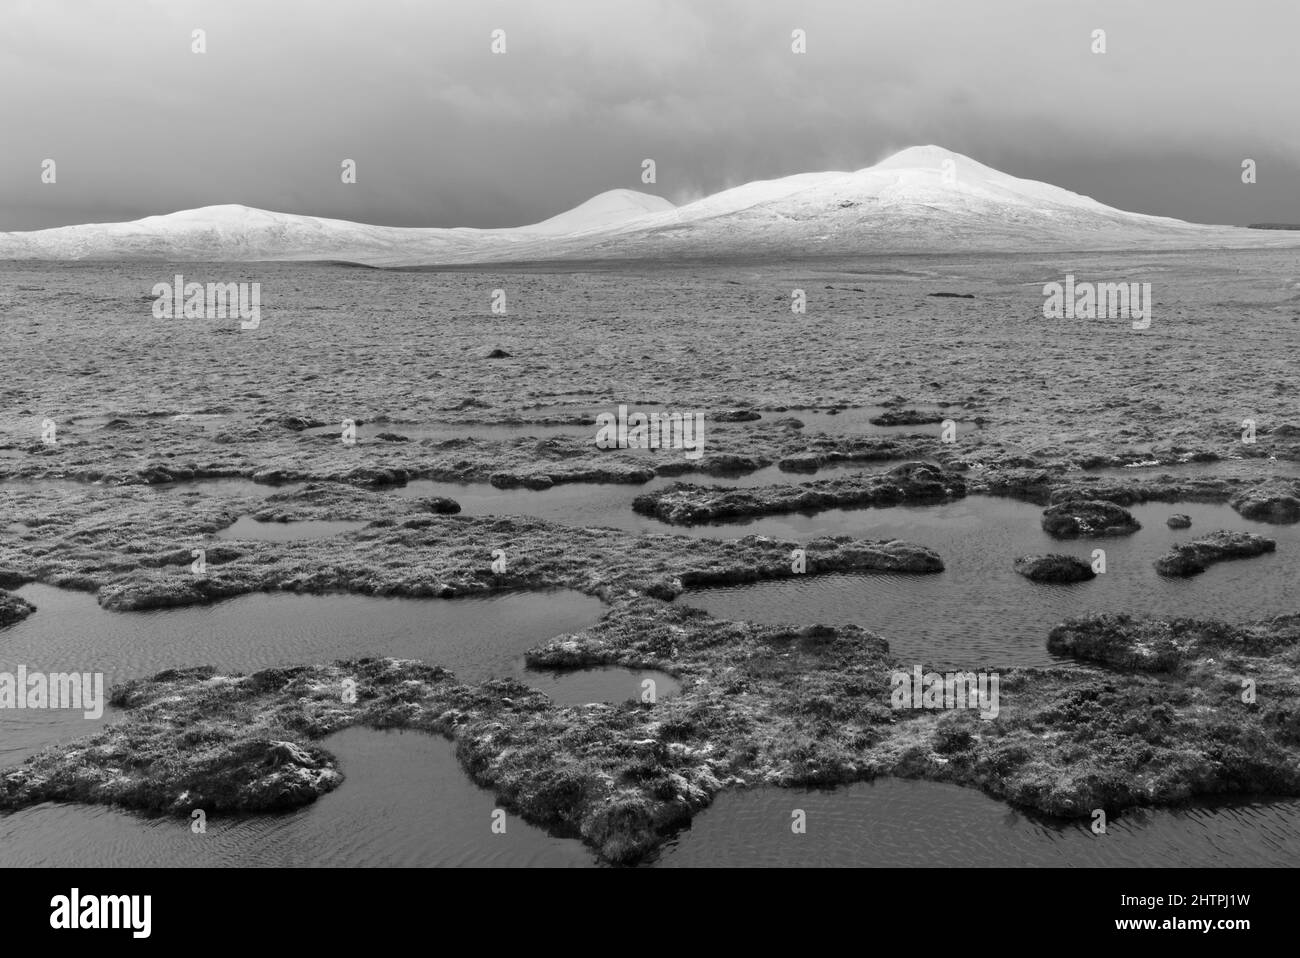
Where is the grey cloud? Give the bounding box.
[2,0,1297,230]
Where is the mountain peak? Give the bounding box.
[136,204,297,229]
[859,144,1108,211]
[873,145,972,169]
[868,145,1013,188]
[524,189,674,234]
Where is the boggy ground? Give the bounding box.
[2,251,1299,863]
[632,462,1300,530]
[3,598,1298,865]
[4,464,1296,863]
[3,462,1294,615]
[0,480,941,610]
[3,251,1300,487]
[1,410,1296,492]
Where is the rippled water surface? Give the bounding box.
[10,750,1292,868]
[0,728,592,867]
[683,498,1300,668]
[653,779,1300,867]
[0,583,604,766]
[522,666,681,705]
[391,460,913,532]
[216,515,368,541]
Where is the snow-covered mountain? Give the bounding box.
[0,189,675,265]
[516,189,675,236]
[0,147,1290,265]
[570,145,1268,260]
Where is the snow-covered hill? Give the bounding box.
[0,190,675,265]
[566,145,1264,260]
[517,189,675,236]
[1,147,1291,265]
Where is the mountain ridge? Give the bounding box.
[2,146,1293,265]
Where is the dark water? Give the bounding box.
[216,515,368,541]
[2,460,908,537]
[784,405,972,437]
[395,475,682,532]
[303,419,594,443]
[523,667,680,706]
[653,778,1300,867]
[291,405,958,445]
[0,583,604,767]
[8,735,1293,867]
[4,462,886,536]
[398,402,928,439]
[683,499,1300,669]
[0,728,592,867]
[391,461,891,533]
[0,477,291,497]
[1081,458,1300,480]
[508,403,963,438]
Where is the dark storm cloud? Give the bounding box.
[2,0,1297,230]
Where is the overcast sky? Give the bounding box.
[3,0,1297,230]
